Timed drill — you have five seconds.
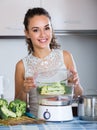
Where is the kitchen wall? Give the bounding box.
[0,39,27,101]
[0,35,97,100]
[57,35,97,94]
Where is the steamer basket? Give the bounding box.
[35,69,74,106]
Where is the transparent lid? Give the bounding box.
[35,69,71,83]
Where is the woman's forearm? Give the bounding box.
[74,84,83,97]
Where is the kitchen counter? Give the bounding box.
[0,117,97,130]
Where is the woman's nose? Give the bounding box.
[40,30,46,37]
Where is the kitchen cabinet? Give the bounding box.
[79,0,97,30]
[0,0,41,36]
[0,0,97,37]
[41,0,97,31]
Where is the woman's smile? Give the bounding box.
[38,38,48,43]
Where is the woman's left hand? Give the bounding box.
[68,67,80,86]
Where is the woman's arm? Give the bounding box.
[63,50,83,97]
[15,60,27,102]
[15,60,36,102]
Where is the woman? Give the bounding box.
[15,7,83,116]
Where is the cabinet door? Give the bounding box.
[41,0,81,30]
[41,0,97,30]
[79,0,97,30]
[0,0,40,36]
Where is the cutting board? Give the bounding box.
[0,116,46,126]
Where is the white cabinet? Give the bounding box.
[79,0,97,30]
[0,0,97,36]
[41,0,97,30]
[0,0,41,36]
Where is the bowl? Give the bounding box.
[36,81,74,106]
[35,69,74,106]
[37,81,73,96]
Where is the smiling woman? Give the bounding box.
[15,7,83,117]
[24,15,53,51]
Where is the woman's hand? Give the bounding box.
[68,68,80,86]
[23,77,36,93]
[69,67,83,96]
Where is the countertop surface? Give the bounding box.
[0,117,97,130]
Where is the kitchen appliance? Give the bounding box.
[78,95,97,121]
[36,69,74,121]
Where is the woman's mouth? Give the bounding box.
[39,38,47,43]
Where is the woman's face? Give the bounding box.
[25,15,52,50]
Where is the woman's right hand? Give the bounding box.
[23,77,36,93]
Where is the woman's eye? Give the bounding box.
[45,26,50,30]
[33,29,38,32]
[32,29,38,32]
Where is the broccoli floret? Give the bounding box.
[60,81,73,94]
[8,99,26,117]
[38,82,66,95]
[0,105,16,119]
[0,98,8,108]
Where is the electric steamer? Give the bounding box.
[36,69,74,121]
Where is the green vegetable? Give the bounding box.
[37,82,66,95]
[8,99,26,117]
[0,98,8,108]
[60,81,73,94]
[0,105,16,119]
